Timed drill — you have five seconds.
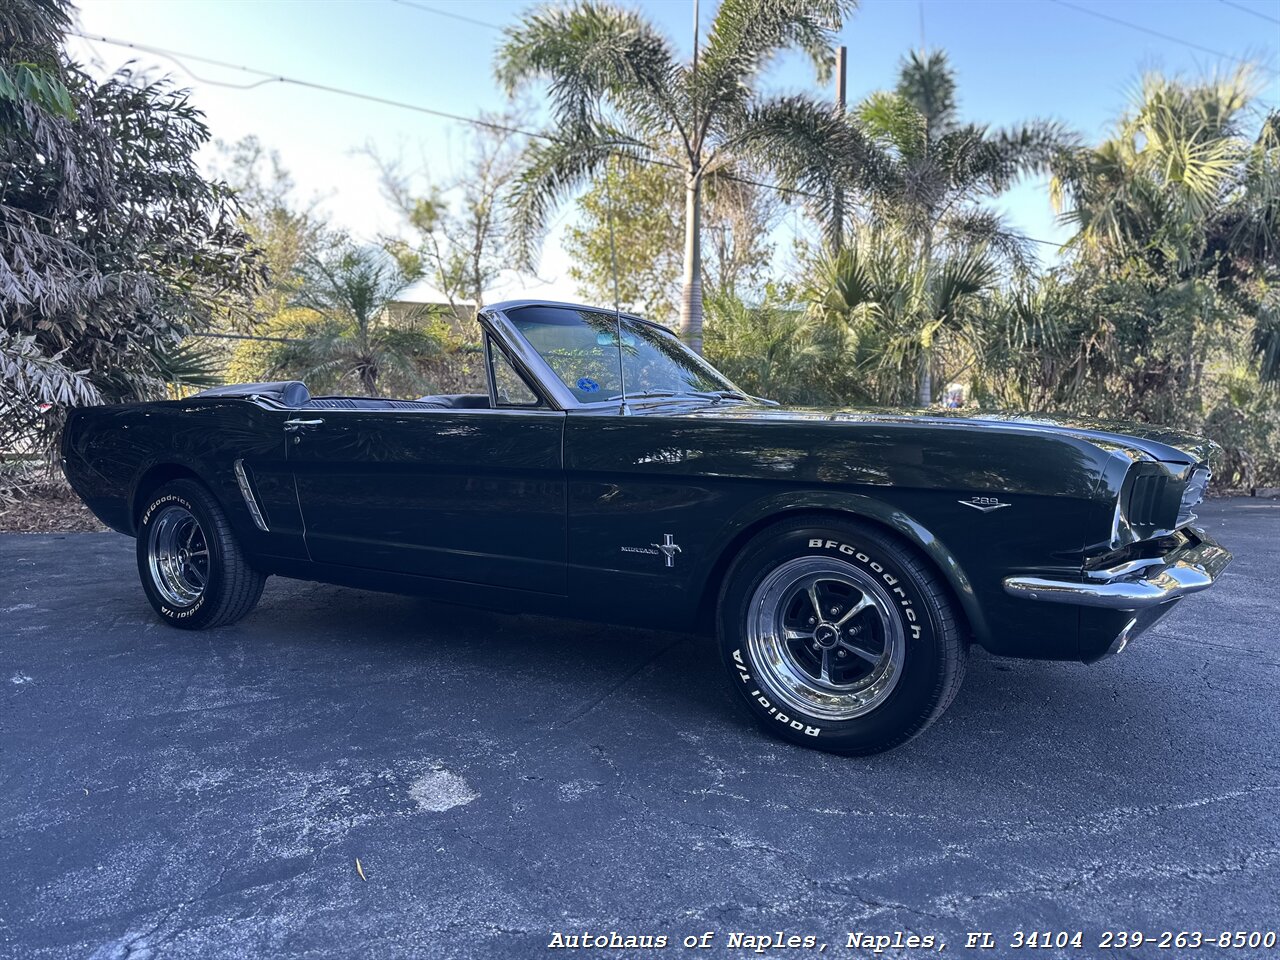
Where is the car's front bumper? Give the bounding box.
[1002,527,1232,610]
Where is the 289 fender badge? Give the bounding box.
[958,497,1011,513]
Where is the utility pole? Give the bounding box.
[831,45,847,253]
[681,0,704,354]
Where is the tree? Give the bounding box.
[565,157,682,319]
[810,224,997,406]
[848,49,1066,403]
[369,109,527,314]
[1048,67,1279,420]
[704,288,853,404]
[284,240,444,397]
[2,0,258,457]
[496,0,858,354]
[225,307,328,389]
[564,155,780,321]
[213,135,327,325]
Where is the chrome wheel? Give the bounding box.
[146,504,210,607]
[745,556,905,721]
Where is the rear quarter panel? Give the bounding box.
[62,399,304,561]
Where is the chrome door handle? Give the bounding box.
[284,418,324,431]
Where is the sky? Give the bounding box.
[65,0,1280,306]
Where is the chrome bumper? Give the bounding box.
[1003,530,1232,610]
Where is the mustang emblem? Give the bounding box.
[959,497,1011,513]
[651,533,683,567]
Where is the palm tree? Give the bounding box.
[704,290,850,403]
[811,224,997,406]
[841,49,1066,404]
[495,0,858,354]
[286,241,443,397]
[1051,67,1276,279]
[1051,67,1279,390]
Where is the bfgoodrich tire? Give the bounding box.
[718,515,966,755]
[135,479,266,630]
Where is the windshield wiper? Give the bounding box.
[604,389,760,404]
[688,390,757,404]
[605,389,678,401]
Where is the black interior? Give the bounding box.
[194,380,495,411]
[301,394,492,411]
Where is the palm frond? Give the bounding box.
[293,241,417,334]
[894,49,957,137]
[941,208,1037,273]
[506,127,646,270]
[983,119,1074,188]
[929,245,996,323]
[495,2,680,133]
[699,0,855,114]
[729,96,879,247]
[148,339,224,390]
[855,91,926,160]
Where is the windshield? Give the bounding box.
[505,305,750,404]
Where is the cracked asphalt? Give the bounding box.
[1,499,1277,959]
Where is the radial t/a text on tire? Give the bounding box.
[717,515,966,754]
[135,479,266,630]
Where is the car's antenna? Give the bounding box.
[605,154,629,415]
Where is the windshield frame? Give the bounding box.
[481,299,755,411]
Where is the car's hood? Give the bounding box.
[677,403,1213,464]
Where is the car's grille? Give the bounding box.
[1126,473,1170,527]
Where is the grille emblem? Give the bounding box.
[959,497,1011,513]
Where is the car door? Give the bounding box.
[288,338,567,595]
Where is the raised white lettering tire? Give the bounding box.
[136,479,266,629]
[717,516,966,754]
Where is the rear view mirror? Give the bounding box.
[596,331,636,347]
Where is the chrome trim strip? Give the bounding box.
[482,334,501,410]
[233,459,269,532]
[480,307,580,411]
[1002,534,1231,609]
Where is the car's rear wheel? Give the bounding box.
[136,479,265,629]
[718,515,966,754]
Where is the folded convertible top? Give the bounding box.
[194,381,312,407]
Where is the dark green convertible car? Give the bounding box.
[62,300,1231,754]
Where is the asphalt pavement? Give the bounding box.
[1,499,1277,959]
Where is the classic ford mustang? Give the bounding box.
[62,300,1231,753]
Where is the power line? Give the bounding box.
[69,31,549,139]
[388,0,504,31]
[68,31,1067,251]
[1047,0,1280,76]
[66,31,799,197]
[1217,0,1280,27]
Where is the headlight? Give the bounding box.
[1176,466,1210,528]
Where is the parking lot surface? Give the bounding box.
[1,499,1277,958]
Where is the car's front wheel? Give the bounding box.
[136,479,266,629]
[718,516,966,754]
